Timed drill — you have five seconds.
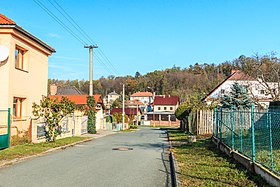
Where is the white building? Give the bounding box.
[203,70,278,108]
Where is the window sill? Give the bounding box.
[13,118,27,122]
[15,67,29,73]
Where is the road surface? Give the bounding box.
[0,127,171,187]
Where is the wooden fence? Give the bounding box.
[181,110,214,135]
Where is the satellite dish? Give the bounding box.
[0,45,9,62]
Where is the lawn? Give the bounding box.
[168,129,269,187]
[0,136,90,162]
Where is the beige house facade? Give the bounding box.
[0,14,55,128]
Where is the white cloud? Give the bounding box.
[48,33,60,38]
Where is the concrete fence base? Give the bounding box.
[212,136,280,187]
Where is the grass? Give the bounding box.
[0,136,90,162]
[168,129,269,187]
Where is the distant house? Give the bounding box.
[111,108,142,122]
[103,91,120,109]
[146,95,180,126]
[202,70,278,107]
[49,85,105,130]
[0,14,55,134]
[130,92,154,105]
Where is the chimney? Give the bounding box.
[168,95,170,98]
[50,84,57,95]
[163,95,165,98]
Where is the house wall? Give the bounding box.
[130,96,153,105]
[154,104,178,112]
[207,80,275,107]
[0,28,51,119]
[0,33,11,109]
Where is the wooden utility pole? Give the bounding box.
[84,45,98,96]
[122,84,125,129]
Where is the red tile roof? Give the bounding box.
[111,108,142,116]
[131,92,153,97]
[0,14,16,25]
[228,70,255,81]
[49,95,103,105]
[153,95,180,105]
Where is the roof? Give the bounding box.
[111,108,142,115]
[49,94,103,105]
[131,92,153,97]
[57,86,84,95]
[0,14,16,25]
[108,91,120,96]
[202,70,255,101]
[153,95,180,105]
[228,70,255,81]
[0,14,55,53]
[126,99,144,106]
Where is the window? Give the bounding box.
[15,45,28,71]
[158,107,161,110]
[164,107,167,110]
[13,97,26,119]
[220,89,225,94]
[260,90,265,94]
[170,107,173,110]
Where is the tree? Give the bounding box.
[32,96,75,142]
[221,82,253,110]
[112,112,128,123]
[112,98,122,108]
[86,96,96,134]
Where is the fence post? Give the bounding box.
[251,104,256,162]
[219,107,223,140]
[7,108,11,148]
[268,112,274,170]
[215,107,218,138]
[230,106,234,149]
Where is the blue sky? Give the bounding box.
[1,0,280,80]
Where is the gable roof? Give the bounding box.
[153,95,180,105]
[0,14,16,25]
[131,92,153,97]
[111,108,142,115]
[57,86,84,95]
[49,94,103,105]
[0,14,55,53]
[202,70,255,101]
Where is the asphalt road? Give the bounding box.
[0,127,171,187]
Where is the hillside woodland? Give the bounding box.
[49,53,280,103]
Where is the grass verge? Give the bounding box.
[0,136,90,162]
[168,129,269,187]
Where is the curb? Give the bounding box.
[0,137,94,168]
[166,130,180,187]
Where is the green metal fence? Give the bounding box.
[214,106,280,174]
[0,108,11,149]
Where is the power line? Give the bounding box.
[34,0,119,75]
[52,0,119,74]
[33,0,87,45]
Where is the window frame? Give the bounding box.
[13,97,26,119]
[15,45,28,72]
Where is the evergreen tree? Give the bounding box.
[221,82,252,110]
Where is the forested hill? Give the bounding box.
[48,53,280,102]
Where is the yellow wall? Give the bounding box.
[0,28,52,118]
